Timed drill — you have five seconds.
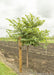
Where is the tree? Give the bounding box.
[6,13,49,68]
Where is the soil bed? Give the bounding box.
[0,41,54,75]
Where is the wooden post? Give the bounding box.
[18,37,22,72]
[26,45,29,68]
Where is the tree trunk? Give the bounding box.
[18,37,22,72]
[26,45,29,68]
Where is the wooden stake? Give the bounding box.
[18,37,22,72]
[26,45,29,68]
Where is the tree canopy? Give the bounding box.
[6,13,49,46]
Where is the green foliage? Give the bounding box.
[6,13,49,47]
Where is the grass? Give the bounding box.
[47,40,54,43]
[0,62,17,75]
[0,38,16,41]
[0,38,54,43]
[40,40,54,43]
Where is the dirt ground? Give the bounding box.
[0,41,54,75]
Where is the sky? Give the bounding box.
[0,0,54,37]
